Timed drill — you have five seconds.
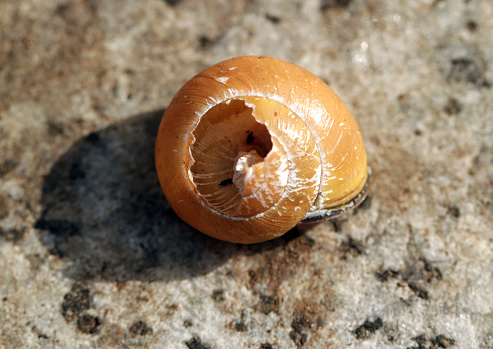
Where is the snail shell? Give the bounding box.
[155,56,369,244]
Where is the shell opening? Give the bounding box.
[189,99,274,216]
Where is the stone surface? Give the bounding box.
[1,0,492,348]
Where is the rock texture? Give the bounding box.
[1,0,492,348]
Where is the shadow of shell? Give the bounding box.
[36,109,239,282]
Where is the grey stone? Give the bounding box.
[1,0,492,348]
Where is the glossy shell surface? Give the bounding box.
[155,56,368,243]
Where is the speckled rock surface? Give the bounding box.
[1,0,492,348]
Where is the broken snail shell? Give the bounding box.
[155,56,369,244]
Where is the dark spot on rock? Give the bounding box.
[234,320,247,332]
[61,283,91,322]
[469,144,493,177]
[400,297,411,307]
[400,256,442,289]
[397,93,412,112]
[246,131,254,145]
[383,324,398,343]
[290,331,308,348]
[412,334,427,349]
[183,320,192,328]
[55,3,71,16]
[409,334,456,349]
[211,289,225,302]
[198,36,215,49]
[48,244,65,258]
[128,320,153,337]
[447,205,460,218]
[339,236,364,260]
[185,336,212,349]
[219,178,233,186]
[353,317,383,340]
[414,129,423,136]
[258,295,279,315]
[425,260,442,282]
[260,344,273,349]
[432,334,456,348]
[77,314,102,334]
[449,58,491,88]
[408,282,429,300]
[289,311,313,347]
[248,269,258,286]
[265,14,280,24]
[35,218,80,237]
[321,0,353,10]
[466,20,477,31]
[163,0,183,6]
[375,268,399,282]
[0,226,25,242]
[47,121,65,136]
[422,259,443,283]
[0,159,17,177]
[443,98,462,116]
[166,303,178,315]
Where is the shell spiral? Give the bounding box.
[155,56,368,244]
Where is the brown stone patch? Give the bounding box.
[339,236,365,260]
[61,283,91,322]
[185,336,212,349]
[77,314,102,335]
[288,299,327,348]
[129,320,153,337]
[353,317,383,340]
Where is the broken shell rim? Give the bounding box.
[300,167,372,224]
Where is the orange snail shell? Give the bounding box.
[155,56,369,244]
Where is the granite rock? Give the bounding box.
[1,0,492,348]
